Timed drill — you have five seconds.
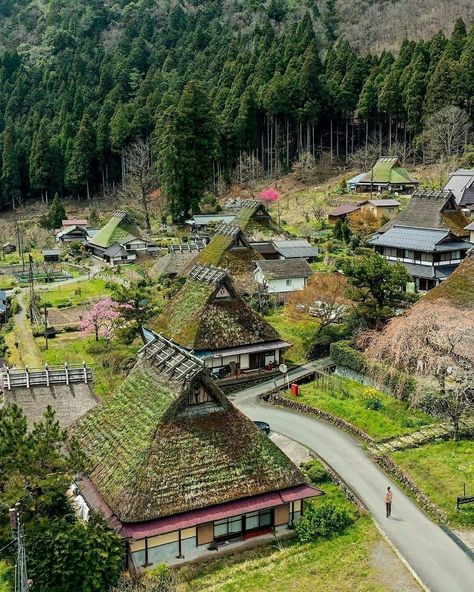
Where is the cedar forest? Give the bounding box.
[0,0,472,220]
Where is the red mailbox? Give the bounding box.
[290,383,299,396]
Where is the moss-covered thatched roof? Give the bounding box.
[72,338,304,523]
[149,268,280,350]
[88,211,145,249]
[423,251,474,308]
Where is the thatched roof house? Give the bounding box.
[148,264,290,378]
[86,211,158,265]
[72,335,319,567]
[356,157,419,193]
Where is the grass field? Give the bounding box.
[392,440,474,527]
[37,279,111,308]
[265,309,319,364]
[285,375,434,440]
[36,332,139,397]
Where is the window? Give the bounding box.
[245,509,272,531]
[285,279,292,286]
[214,516,242,538]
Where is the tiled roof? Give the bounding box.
[369,226,471,252]
[444,169,474,203]
[62,219,88,226]
[256,258,314,280]
[72,334,305,523]
[272,240,319,259]
[361,199,401,207]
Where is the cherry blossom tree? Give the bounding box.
[259,187,281,203]
[80,298,121,343]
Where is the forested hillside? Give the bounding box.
[0,0,472,219]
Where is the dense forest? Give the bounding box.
[0,0,472,219]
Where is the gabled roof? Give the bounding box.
[255,258,314,280]
[379,190,470,236]
[359,157,418,185]
[57,226,88,239]
[153,251,197,277]
[443,169,474,204]
[103,244,130,258]
[148,265,280,351]
[328,204,361,217]
[186,214,236,226]
[88,211,144,249]
[368,226,472,252]
[72,334,305,523]
[272,240,319,259]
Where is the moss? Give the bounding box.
[423,255,474,308]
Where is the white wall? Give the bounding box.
[266,277,306,294]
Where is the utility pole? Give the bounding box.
[9,503,32,592]
[44,305,49,350]
[28,255,35,322]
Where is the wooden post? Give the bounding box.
[6,366,11,391]
[25,366,29,389]
[65,362,69,386]
[45,364,50,387]
[83,361,88,384]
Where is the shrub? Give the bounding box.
[304,460,330,485]
[148,564,173,590]
[365,396,383,411]
[330,340,366,373]
[295,501,355,543]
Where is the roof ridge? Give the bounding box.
[139,333,204,382]
[187,263,228,284]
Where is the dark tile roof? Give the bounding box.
[328,204,360,217]
[443,169,474,203]
[72,334,305,523]
[369,227,472,252]
[272,240,319,259]
[256,258,314,280]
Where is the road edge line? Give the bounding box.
[373,520,431,592]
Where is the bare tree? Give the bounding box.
[415,367,474,441]
[234,152,264,189]
[120,138,155,234]
[292,151,318,183]
[287,273,352,336]
[422,106,472,161]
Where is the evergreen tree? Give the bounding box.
[156,80,218,222]
[42,192,66,229]
[65,113,96,199]
[1,124,21,208]
[29,117,52,203]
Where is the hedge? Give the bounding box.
[330,340,416,402]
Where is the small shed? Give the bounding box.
[43,249,61,262]
[2,242,16,254]
[0,290,7,321]
[271,240,319,261]
[327,204,361,224]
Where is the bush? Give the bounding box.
[148,564,173,590]
[295,501,355,543]
[365,396,383,411]
[304,460,330,485]
[330,340,367,373]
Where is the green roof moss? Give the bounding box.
[423,254,474,308]
[72,356,304,522]
[89,213,143,249]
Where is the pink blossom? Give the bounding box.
[259,188,281,203]
[80,297,121,342]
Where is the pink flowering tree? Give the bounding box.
[80,298,121,344]
[259,188,281,204]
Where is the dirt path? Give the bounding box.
[13,290,43,367]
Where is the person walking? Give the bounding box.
[385,486,393,518]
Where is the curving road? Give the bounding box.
[230,364,474,592]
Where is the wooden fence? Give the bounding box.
[1,363,93,390]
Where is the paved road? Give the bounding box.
[231,363,474,592]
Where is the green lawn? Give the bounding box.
[392,440,474,527]
[265,310,319,364]
[37,279,111,308]
[36,333,139,397]
[284,375,434,440]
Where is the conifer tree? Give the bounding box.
[65,113,96,199]
[29,118,52,203]
[1,124,21,208]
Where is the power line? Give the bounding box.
[9,504,32,592]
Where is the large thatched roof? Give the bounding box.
[149,264,280,351]
[71,335,305,523]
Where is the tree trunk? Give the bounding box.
[86,179,90,200]
[330,120,333,162]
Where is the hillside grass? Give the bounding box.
[264,309,319,364]
[177,470,407,592]
[284,375,434,440]
[391,440,474,527]
[37,279,111,308]
[36,332,139,397]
